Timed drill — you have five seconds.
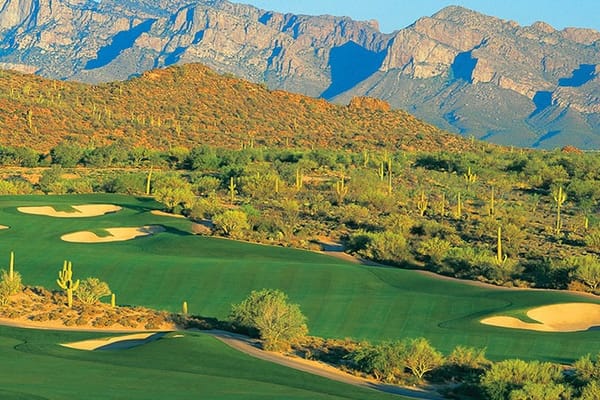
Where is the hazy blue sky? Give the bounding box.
[239,0,600,33]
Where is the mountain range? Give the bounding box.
[0,0,599,148]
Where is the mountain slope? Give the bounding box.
[0,0,598,148]
[0,63,468,152]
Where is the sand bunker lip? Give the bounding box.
[17,204,122,218]
[61,332,166,351]
[481,303,600,332]
[61,225,165,243]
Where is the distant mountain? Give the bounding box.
[0,64,469,152]
[0,0,598,148]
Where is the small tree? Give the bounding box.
[403,338,444,380]
[230,289,308,351]
[75,277,111,305]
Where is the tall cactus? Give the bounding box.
[489,185,495,216]
[417,191,428,216]
[552,186,567,234]
[295,168,303,190]
[335,176,348,204]
[57,260,79,308]
[439,192,447,217]
[229,177,237,203]
[386,159,393,196]
[182,301,188,315]
[145,166,153,195]
[111,293,116,308]
[455,192,463,219]
[495,226,507,266]
[464,166,477,186]
[9,251,14,280]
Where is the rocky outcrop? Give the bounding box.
[0,0,598,148]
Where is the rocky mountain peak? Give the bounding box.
[0,0,598,148]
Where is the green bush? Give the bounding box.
[230,289,308,351]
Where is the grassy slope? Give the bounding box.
[0,328,399,400]
[0,194,598,364]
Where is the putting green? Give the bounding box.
[0,194,598,363]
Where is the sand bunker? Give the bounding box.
[150,210,185,219]
[481,303,600,332]
[0,225,8,230]
[18,204,122,218]
[61,225,165,243]
[61,332,163,351]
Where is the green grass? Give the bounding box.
[0,194,598,366]
[47,204,78,213]
[0,327,400,400]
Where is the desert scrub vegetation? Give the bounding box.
[1,141,599,293]
[0,252,174,330]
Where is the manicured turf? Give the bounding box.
[0,327,400,400]
[0,194,599,364]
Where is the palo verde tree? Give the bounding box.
[230,288,308,351]
[75,277,111,305]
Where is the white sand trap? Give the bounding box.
[150,210,185,219]
[61,332,162,351]
[481,303,600,332]
[61,225,165,243]
[18,204,122,218]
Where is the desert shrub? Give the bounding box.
[0,268,23,297]
[416,237,452,266]
[480,359,564,400]
[349,341,406,382]
[349,231,410,265]
[213,210,250,238]
[75,277,111,305]
[230,288,308,351]
[584,229,600,252]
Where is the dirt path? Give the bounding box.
[207,330,444,400]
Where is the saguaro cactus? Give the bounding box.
[145,166,153,195]
[495,226,507,266]
[182,301,188,315]
[489,185,495,216]
[9,251,14,280]
[464,167,477,186]
[455,192,463,219]
[111,293,116,308]
[334,176,348,204]
[295,168,303,190]
[229,177,237,203]
[417,191,428,216]
[57,260,79,308]
[552,186,567,234]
